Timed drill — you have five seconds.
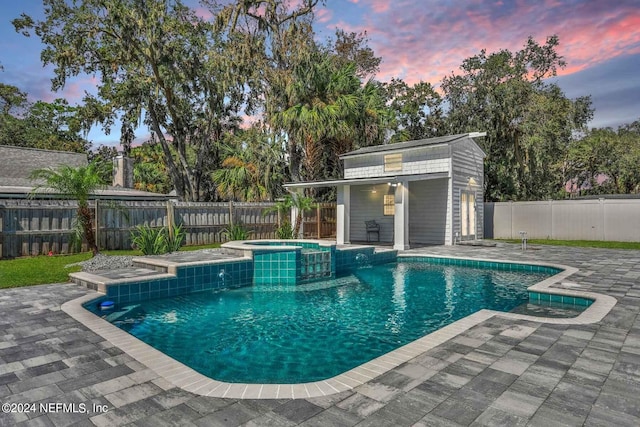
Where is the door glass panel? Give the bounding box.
[469,193,476,236]
[461,192,468,237]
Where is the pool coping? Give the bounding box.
[61,255,616,399]
[221,239,336,260]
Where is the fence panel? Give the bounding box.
[551,200,602,241]
[603,199,640,242]
[510,202,553,240]
[99,200,168,250]
[234,202,279,240]
[302,203,337,239]
[486,198,640,242]
[174,202,231,245]
[0,200,81,257]
[0,199,338,258]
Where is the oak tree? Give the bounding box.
[14,0,250,201]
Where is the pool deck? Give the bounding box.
[1,244,639,426]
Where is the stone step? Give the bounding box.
[69,267,171,293]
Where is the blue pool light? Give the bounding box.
[100,300,115,310]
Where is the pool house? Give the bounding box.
[285,133,486,249]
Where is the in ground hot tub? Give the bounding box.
[221,239,396,284]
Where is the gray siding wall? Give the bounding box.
[451,139,485,241]
[408,179,449,245]
[344,145,450,179]
[349,183,394,243]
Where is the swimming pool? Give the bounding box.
[86,258,569,384]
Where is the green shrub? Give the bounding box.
[220,222,253,241]
[166,223,186,253]
[131,225,167,255]
[131,223,188,255]
[275,221,294,239]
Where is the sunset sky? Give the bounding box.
[0,0,638,147]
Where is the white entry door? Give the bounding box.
[461,191,476,240]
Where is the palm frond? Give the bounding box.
[29,164,105,206]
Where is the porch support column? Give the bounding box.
[337,184,350,244]
[394,180,410,250]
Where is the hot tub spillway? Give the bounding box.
[301,249,332,282]
[221,240,396,286]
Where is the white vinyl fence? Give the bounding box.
[484,198,640,242]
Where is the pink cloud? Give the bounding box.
[193,6,214,21]
[239,114,261,130]
[58,76,99,104]
[324,0,640,86]
[558,13,640,72]
[315,8,333,24]
[346,0,389,11]
[370,0,391,13]
[22,74,99,105]
[330,19,364,35]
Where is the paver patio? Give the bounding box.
[1,243,639,426]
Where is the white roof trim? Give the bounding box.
[284,172,449,189]
[284,177,397,189]
[339,142,450,160]
[340,133,486,160]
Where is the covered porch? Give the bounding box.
[284,172,450,250]
[286,133,486,249]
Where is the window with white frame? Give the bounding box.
[383,194,395,215]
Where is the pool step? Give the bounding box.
[102,303,145,323]
[70,243,398,303]
[70,251,254,304]
[69,267,171,293]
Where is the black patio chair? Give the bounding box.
[365,220,380,243]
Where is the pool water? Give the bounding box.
[90,261,557,383]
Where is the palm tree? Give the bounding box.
[290,194,315,237]
[274,58,357,182]
[212,155,265,202]
[272,54,389,185]
[131,142,172,194]
[213,128,287,202]
[266,194,315,237]
[30,164,105,256]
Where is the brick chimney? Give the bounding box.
[112,153,134,188]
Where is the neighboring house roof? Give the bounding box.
[0,186,170,201]
[0,145,88,187]
[0,145,169,200]
[339,132,486,158]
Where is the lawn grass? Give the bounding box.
[496,239,640,250]
[0,252,89,289]
[0,243,221,289]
